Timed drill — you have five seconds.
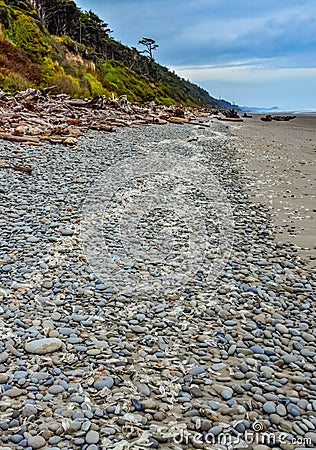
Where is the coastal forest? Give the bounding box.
[0,0,232,108]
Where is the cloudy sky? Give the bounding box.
[76,0,316,110]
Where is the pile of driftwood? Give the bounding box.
[218,109,243,122]
[261,114,296,122]
[0,88,213,148]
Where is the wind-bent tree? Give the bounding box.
[138,37,158,60]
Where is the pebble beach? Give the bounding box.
[0,115,315,450]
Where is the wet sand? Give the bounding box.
[234,114,316,270]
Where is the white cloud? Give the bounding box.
[171,63,316,83]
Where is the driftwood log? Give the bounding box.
[218,117,243,122]
[218,108,243,122]
[0,89,219,151]
[223,109,241,119]
[261,115,296,122]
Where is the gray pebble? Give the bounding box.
[85,430,100,444]
[276,404,287,416]
[250,345,264,354]
[221,388,233,400]
[93,377,114,390]
[25,338,62,355]
[209,425,223,436]
[136,382,150,396]
[209,401,219,410]
[287,404,301,417]
[228,344,237,355]
[191,366,206,376]
[263,401,276,414]
[190,386,203,398]
[27,436,46,449]
[22,405,38,417]
[48,385,64,395]
[301,332,315,343]
[212,363,226,371]
[60,228,74,236]
[305,432,316,444]
[224,320,236,326]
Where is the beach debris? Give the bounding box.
[131,399,143,411]
[218,116,243,122]
[12,165,33,174]
[261,114,296,122]
[261,115,273,122]
[218,109,243,122]
[167,117,189,124]
[223,109,241,118]
[0,89,215,147]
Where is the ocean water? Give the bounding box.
[291,109,316,115]
[242,108,316,115]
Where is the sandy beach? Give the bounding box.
[234,114,316,270]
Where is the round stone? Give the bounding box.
[85,430,100,444]
[209,426,223,436]
[48,385,64,395]
[190,386,203,397]
[153,411,167,421]
[263,401,276,414]
[60,228,74,236]
[301,332,315,343]
[305,432,316,445]
[22,405,38,417]
[11,435,23,444]
[276,404,287,416]
[136,382,150,396]
[191,366,206,376]
[27,435,46,449]
[221,389,233,400]
[250,345,265,354]
[287,404,301,417]
[212,363,226,371]
[93,377,114,390]
[275,323,288,334]
[25,338,62,355]
[228,344,237,355]
[209,401,219,410]
[224,320,237,326]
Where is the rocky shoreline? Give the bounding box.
[0,118,315,449]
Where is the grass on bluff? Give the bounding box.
[0,0,219,106]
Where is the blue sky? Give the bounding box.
[76,0,316,110]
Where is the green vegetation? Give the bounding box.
[83,72,106,97]
[7,11,50,61]
[0,70,31,91]
[97,60,156,102]
[0,0,233,108]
